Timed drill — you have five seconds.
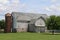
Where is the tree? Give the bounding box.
[0,20,5,29]
[46,15,57,34]
[55,16,60,30]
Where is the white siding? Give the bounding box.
[35,19,45,26]
[16,22,28,32]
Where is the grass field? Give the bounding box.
[0,32,60,40]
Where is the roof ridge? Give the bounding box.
[12,12,47,15]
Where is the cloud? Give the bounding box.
[44,4,60,15]
[0,0,27,19]
[46,5,60,11]
[11,0,20,3]
[51,0,57,3]
[0,0,26,13]
[0,0,10,4]
[0,0,60,20]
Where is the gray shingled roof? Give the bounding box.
[12,12,47,21]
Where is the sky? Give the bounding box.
[0,0,60,20]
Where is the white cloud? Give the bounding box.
[51,0,57,3]
[50,5,60,11]
[45,7,52,11]
[0,0,10,4]
[0,0,60,20]
[0,0,26,13]
[0,0,27,20]
[44,4,60,15]
[11,0,20,3]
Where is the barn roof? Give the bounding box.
[12,12,47,22]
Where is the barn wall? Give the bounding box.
[35,18,45,26]
[11,13,17,32]
[11,12,47,33]
[28,24,36,32]
[35,18,46,33]
[16,22,28,32]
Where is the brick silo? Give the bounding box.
[4,13,12,33]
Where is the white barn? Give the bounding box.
[11,12,47,33]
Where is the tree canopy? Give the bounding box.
[46,15,60,34]
[0,20,5,29]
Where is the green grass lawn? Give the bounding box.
[0,32,60,40]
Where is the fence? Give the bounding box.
[47,30,60,33]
